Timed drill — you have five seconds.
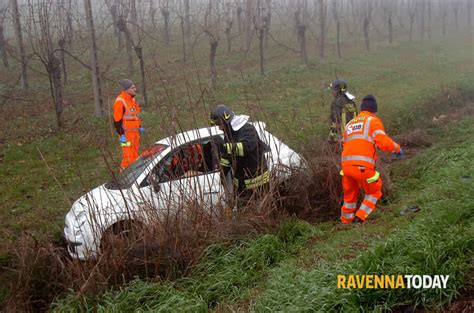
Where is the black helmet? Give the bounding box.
[329,79,348,93]
[210,104,235,125]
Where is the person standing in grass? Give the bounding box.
[113,79,144,170]
[340,95,403,224]
[328,79,358,143]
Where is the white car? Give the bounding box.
[64,122,305,260]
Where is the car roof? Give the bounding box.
[154,122,266,148]
[154,125,223,148]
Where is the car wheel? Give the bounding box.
[99,220,144,255]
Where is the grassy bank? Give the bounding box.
[52,114,474,311]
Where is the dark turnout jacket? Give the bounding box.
[220,122,269,192]
[330,94,357,134]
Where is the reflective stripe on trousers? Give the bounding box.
[343,202,357,209]
[364,194,378,204]
[341,211,354,219]
[341,201,357,223]
[358,203,373,215]
[234,171,270,189]
[341,155,375,165]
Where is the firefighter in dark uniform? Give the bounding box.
[328,79,358,143]
[210,104,269,201]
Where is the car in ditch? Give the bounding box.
[63,122,306,260]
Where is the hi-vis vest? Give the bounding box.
[342,112,400,169]
[116,95,141,132]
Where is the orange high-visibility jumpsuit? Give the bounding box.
[340,111,401,223]
[113,91,141,169]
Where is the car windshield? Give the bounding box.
[105,144,168,190]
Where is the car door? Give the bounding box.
[138,140,225,219]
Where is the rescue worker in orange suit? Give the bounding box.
[210,104,269,198]
[113,79,144,170]
[328,79,358,143]
[340,95,403,224]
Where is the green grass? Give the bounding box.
[52,116,474,311]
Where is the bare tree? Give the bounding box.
[11,0,28,89]
[468,0,472,34]
[440,1,448,36]
[254,0,268,74]
[224,3,234,52]
[332,0,342,58]
[386,2,394,45]
[420,0,425,39]
[363,1,372,51]
[26,0,64,127]
[452,0,460,29]
[106,0,122,48]
[48,53,63,127]
[84,0,103,117]
[117,13,134,74]
[184,0,191,38]
[318,0,326,60]
[57,0,74,49]
[294,6,307,64]
[134,43,148,107]
[160,0,171,45]
[130,0,137,33]
[407,1,416,41]
[427,0,431,39]
[264,0,271,48]
[0,8,9,68]
[236,2,243,34]
[244,0,254,48]
[203,0,221,89]
[176,9,187,62]
[149,0,157,30]
[58,38,67,83]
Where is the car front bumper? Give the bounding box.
[63,216,96,260]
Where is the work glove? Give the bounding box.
[328,131,338,143]
[328,124,338,143]
[395,148,404,160]
[139,126,145,133]
[120,134,130,147]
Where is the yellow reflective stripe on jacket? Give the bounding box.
[224,142,244,156]
[343,134,374,143]
[236,142,244,156]
[341,103,358,133]
[121,142,131,147]
[244,171,270,189]
[118,97,139,121]
[225,143,232,155]
[366,171,380,183]
[220,158,230,167]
